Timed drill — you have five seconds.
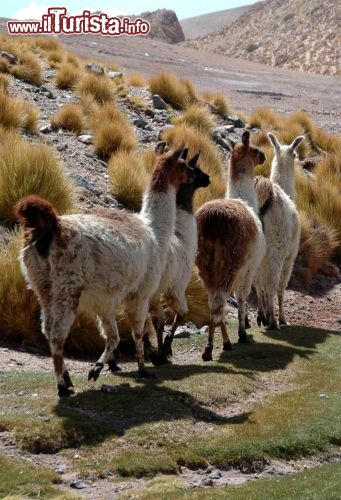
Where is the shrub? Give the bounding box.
[172,104,217,135]
[249,107,284,130]
[0,232,41,344]
[76,73,114,104]
[47,49,63,68]
[10,53,43,87]
[202,91,232,116]
[55,63,80,89]
[0,90,39,133]
[0,136,75,224]
[108,151,148,211]
[92,104,137,159]
[162,124,224,177]
[149,72,198,110]
[0,73,10,92]
[129,73,147,87]
[0,56,10,73]
[50,104,84,134]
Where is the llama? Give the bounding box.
[268,132,305,200]
[14,143,193,396]
[145,152,210,362]
[254,132,304,328]
[195,131,266,361]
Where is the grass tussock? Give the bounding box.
[76,73,115,104]
[0,232,41,343]
[0,56,10,73]
[108,150,148,211]
[33,35,63,53]
[47,49,64,68]
[202,91,232,116]
[128,94,150,110]
[0,90,39,133]
[172,103,217,135]
[50,104,84,135]
[149,72,198,109]
[129,73,147,87]
[0,135,75,223]
[10,52,43,87]
[92,104,137,159]
[55,63,80,89]
[249,107,284,130]
[162,124,224,178]
[0,73,10,92]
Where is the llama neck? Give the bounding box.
[226,170,258,212]
[140,186,176,251]
[176,183,195,214]
[270,162,295,199]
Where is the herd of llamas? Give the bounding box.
[14,130,304,397]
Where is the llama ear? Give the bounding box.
[188,151,200,167]
[290,135,305,151]
[267,132,280,150]
[180,148,189,160]
[241,130,250,148]
[155,141,167,156]
[170,142,185,161]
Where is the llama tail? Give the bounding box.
[14,195,60,231]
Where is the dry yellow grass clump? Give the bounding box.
[108,150,148,211]
[202,91,232,116]
[55,63,80,89]
[50,104,84,135]
[0,135,75,224]
[76,73,115,104]
[0,56,10,74]
[0,73,10,92]
[92,104,137,159]
[129,73,147,87]
[149,72,198,110]
[47,49,64,68]
[0,90,39,133]
[10,52,43,87]
[172,103,217,136]
[0,232,41,343]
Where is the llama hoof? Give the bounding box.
[58,384,75,397]
[149,351,169,367]
[256,313,268,327]
[267,322,280,331]
[137,369,155,379]
[223,341,233,351]
[88,362,104,382]
[202,346,213,362]
[63,370,74,389]
[108,359,121,372]
[162,337,173,357]
[238,334,255,344]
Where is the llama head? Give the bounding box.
[188,152,210,189]
[268,132,305,168]
[230,130,266,180]
[150,143,194,193]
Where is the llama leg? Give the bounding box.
[236,273,255,343]
[278,251,296,325]
[88,314,120,381]
[254,267,268,327]
[125,296,154,378]
[163,293,187,357]
[202,292,225,361]
[149,300,167,361]
[265,256,282,330]
[48,302,78,397]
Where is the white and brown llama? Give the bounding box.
[195,130,266,361]
[145,152,210,363]
[253,132,304,328]
[14,143,193,396]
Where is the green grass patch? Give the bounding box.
[1,324,340,482]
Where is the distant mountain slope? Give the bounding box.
[186,0,339,75]
[180,6,249,40]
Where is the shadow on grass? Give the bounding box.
[54,369,251,447]
[265,324,339,348]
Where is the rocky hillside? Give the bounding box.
[186,0,339,75]
[180,6,249,40]
[139,9,185,43]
